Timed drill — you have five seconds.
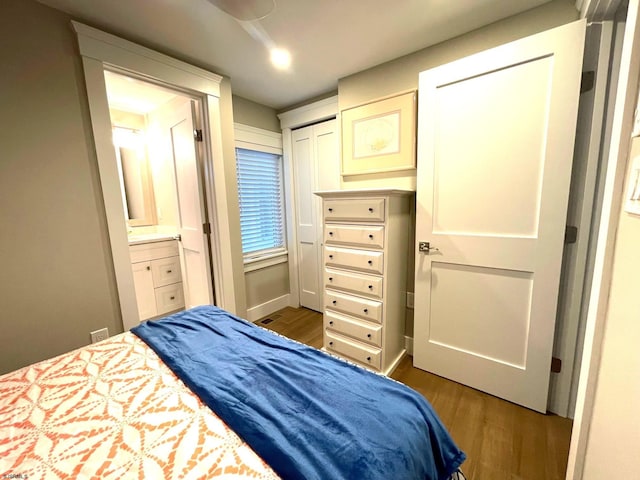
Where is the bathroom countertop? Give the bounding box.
[128,233,179,245]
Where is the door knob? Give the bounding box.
[419,241,440,254]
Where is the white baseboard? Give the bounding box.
[246,294,291,322]
[405,335,414,356]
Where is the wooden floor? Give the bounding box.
[259,306,573,480]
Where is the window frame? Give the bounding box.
[234,123,287,273]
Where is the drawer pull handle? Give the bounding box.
[329,254,333,259]
[328,208,333,212]
[146,266,151,271]
[329,231,334,236]
[329,341,334,346]
[366,356,372,361]
[167,270,172,273]
[368,285,373,290]
[368,234,374,239]
[367,260,373,265]
[368,208,374,213]
[363,308,368,313]
[170,296,175,300]
[329,321,334,325]
[332,300,337,305]
[329,277,333,281]
[367,334,372,338]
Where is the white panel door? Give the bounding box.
[314,119,339,191]
[414,20,585,413]
[292,119,337,312]
[170,100,213,309]
[293,127,320,311]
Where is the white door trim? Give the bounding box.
[567,1,640,478]
[73,22,238,328]
[277,96,338,307]
[73,22,222,95]
[548,21,614,417]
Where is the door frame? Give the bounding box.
[568,0,640,477]
[548,21,614,418]
[278,97,339,308]
[73,21,239,329]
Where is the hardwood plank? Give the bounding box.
[258,306,573,480]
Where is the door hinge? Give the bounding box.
[580,70,595,94]
[194,129,203,142]
[203,222,211,235]
[565,225,578,244]
[551,357,562,373]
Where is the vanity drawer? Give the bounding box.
[325,246,383,275]
[325,224,384,249]
[155,282,185,315]
[325,311,382,347]
[129,240,179,263]
[151,257,182,287]
[325,268,383,299]
[323,198,385,222]
[324,290,383,323]
[325,331,381,371]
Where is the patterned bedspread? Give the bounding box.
[0,333,279,479]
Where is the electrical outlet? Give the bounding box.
[406,292,414,309]
[90,328,109,344]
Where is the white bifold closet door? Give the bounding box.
[292,119,338,312]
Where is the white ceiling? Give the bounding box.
[38,0,553,110]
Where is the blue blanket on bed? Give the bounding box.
[132,306,465,480]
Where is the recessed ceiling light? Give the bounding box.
[270,48,291,70]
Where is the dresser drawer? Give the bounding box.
[155,283,185,315]
[151,257,182,287]
[325,311,382,347]
[325,331,381,370]
[325,246,383,275]
[325,224,385,249]
[325,290,383,323]
[324,198,385,222]
[325,268,383,299]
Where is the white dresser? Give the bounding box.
[315,189,413,375]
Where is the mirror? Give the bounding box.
[113,127,157,226]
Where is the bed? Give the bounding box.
[0,305,465,479]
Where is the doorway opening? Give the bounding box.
[103,70,216,328]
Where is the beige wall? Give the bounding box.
[0,0,247,373]
[245,263,290,311]
[582,137,640,477]
[0,0,123,374]
[232,95,280,132]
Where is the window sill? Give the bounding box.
[243,251,288,273]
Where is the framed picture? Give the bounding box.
[341,91,416,175]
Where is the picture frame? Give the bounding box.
[341,91,416,176]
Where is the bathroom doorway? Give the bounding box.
[103,70,216,328]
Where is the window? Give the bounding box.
[234,124,287,271]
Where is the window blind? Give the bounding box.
[235,148,285,256]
